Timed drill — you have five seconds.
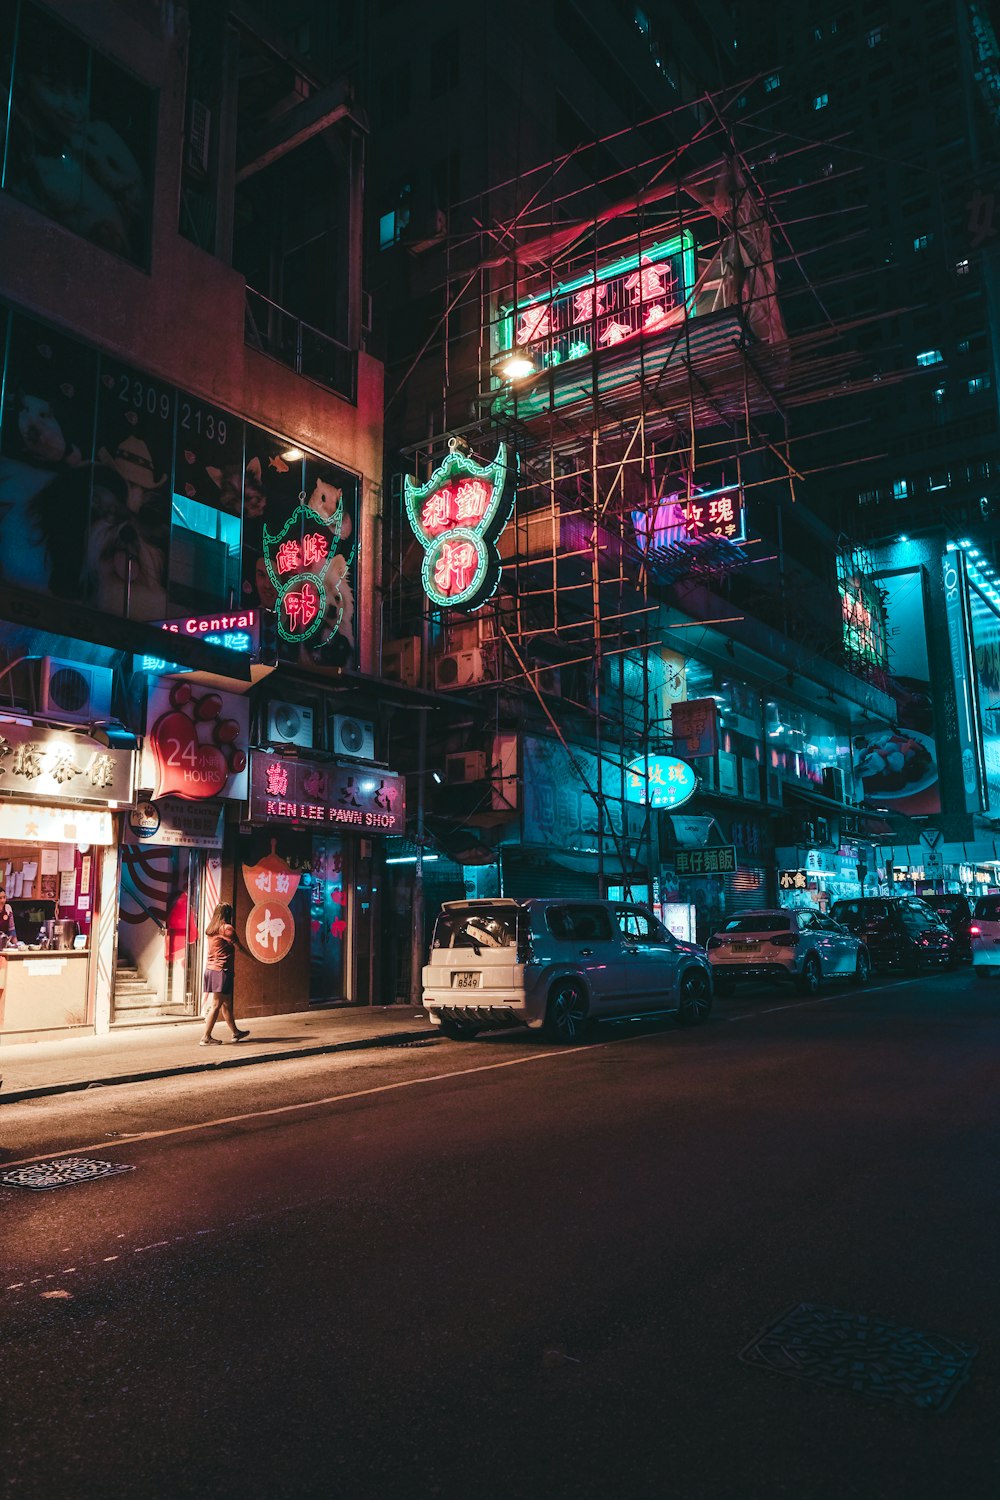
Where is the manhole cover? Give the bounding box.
[739,1303,977,1412]
[1,1158,135,1192]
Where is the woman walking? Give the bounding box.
[200,902,248,1045]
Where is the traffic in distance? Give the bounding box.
[420,892,973,1042]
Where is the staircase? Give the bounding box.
[113,960,189,1023]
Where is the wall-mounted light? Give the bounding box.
[496,352,535,381]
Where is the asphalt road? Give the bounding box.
[3,968,1000,1500]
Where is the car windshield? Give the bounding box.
[721,914,791,933]
[973,896,1000,921]
[432,905,519,951]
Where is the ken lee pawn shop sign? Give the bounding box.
[249,755,406,834]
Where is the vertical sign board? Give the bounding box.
[942,550,985,811]
[404,439,517,611]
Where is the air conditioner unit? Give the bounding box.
[435,649,483,690]
[267,700,314,749]
[382,636,420,689]
[822,766,847,804]
[332,714,375,761]
[446,621,480,654]
[445,751,489,784]
[532,665,562,698]
[35,657,113,724]
[717,752,739,797]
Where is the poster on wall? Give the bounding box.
[142,678,250,801]
[241,429,359,668]
[853,569,940,815]
[521,736,645,855]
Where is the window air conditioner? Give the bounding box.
[435,649,483,690]
[382,636,421,689]
[332,714,375,761]
[717,751,739,797]
[267,701,314,749]
[35,657,113,724]
[445,751,489,784]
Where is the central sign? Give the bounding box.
[404,438,517,610]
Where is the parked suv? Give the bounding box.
[971,894,1000,975]
[422,898,713,1043]
[829,897,954,971]
[707,909,871,995]
[923,894,974,963]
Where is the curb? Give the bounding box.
[0,1027,437,1104]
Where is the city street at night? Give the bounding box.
[4,969,999,1500]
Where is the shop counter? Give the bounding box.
[0,949,90,1033]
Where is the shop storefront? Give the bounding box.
[0,720,134,1041]
[238,753,405,1011]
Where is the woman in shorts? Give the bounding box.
[200,902,248,1045]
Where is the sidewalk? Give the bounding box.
[0,1007,434,1103]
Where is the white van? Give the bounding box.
[421,897,713,1043]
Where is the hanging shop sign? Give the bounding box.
[0,801,114,844]
[497,233,696,372]
[675,846,736,876]
[249,755,405,834]
[633,486,746,552]
[0,720,133,805]
[263,489,347,644]
[670,698,720,759]
[243,846,300,965]
[625,754,697,810]
[779,869,810,891]
[404,439,517,611]
[142,679,249,801]
[125,798,224,849]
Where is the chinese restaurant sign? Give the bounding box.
[142,679,249,801]
[404,439,517,610]
[671,698,720,760]
[625,754,697,810]
[0,722,132,804]
[675,846,736,876]
[498,233,696,370]
[263,489,347,643]
[633,488,746,551]
[779,869,811,891]
[249,755,405,834]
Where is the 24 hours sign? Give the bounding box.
[142,678,249,801]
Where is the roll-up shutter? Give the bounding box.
[501,852,599,901]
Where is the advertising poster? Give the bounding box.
[142,678,250,801]
[970,588,1000,813]
[521,736,645,854]
[853,570,940,815]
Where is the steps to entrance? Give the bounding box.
[112,960,190,1023]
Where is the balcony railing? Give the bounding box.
[244,287,357,404]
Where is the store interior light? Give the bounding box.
[385,854,440,865]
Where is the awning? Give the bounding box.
[664,814,724,849]
[783,782,859,816]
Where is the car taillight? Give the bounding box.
[970,925,981,936]
[707,937,723,950]
[771,934,800,948]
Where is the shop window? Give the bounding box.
[169,495,241,614]
[3,2,155,266]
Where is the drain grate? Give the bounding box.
[1,1158,135,1192]
[739,1302,977,1412]
[392,1036,442,1049]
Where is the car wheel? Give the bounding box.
[437,1015,481,1041]
[543,979,590,1043]
[676,966,713,1024]
[852,949,871,987]
[796,954,822,996]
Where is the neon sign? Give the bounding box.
[632,485,746,551]
[263,492,344,643]
[497,233,696,373]
[624,755,697,810]
[404,438,517,610]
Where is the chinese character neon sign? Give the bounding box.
[632,484,746,552]
[624,755,697,809]
[263,492,344,643]
[404,439,517,610]
[498,233,696,373]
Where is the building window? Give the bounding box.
[892,479,909,500]
[928,470,951,490]
[764,73,781,92]
[933,385,946,403]
[867,25,885,46]
[913,234,931,251]
[969,375,992,394]
[814,92,829,109]
[916,349,943,366]
[957,258,971,274]
[2,1,156,267]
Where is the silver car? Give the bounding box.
[707,908,872,995]
[422,897,713,1043]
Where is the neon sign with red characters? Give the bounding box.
[404,438,517,610]
[263,491,344,643]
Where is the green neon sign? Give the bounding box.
[263,494,344,643]
[404,439,517,610]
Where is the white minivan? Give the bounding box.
[971,894,1000,974]
[422,897,713,1043]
